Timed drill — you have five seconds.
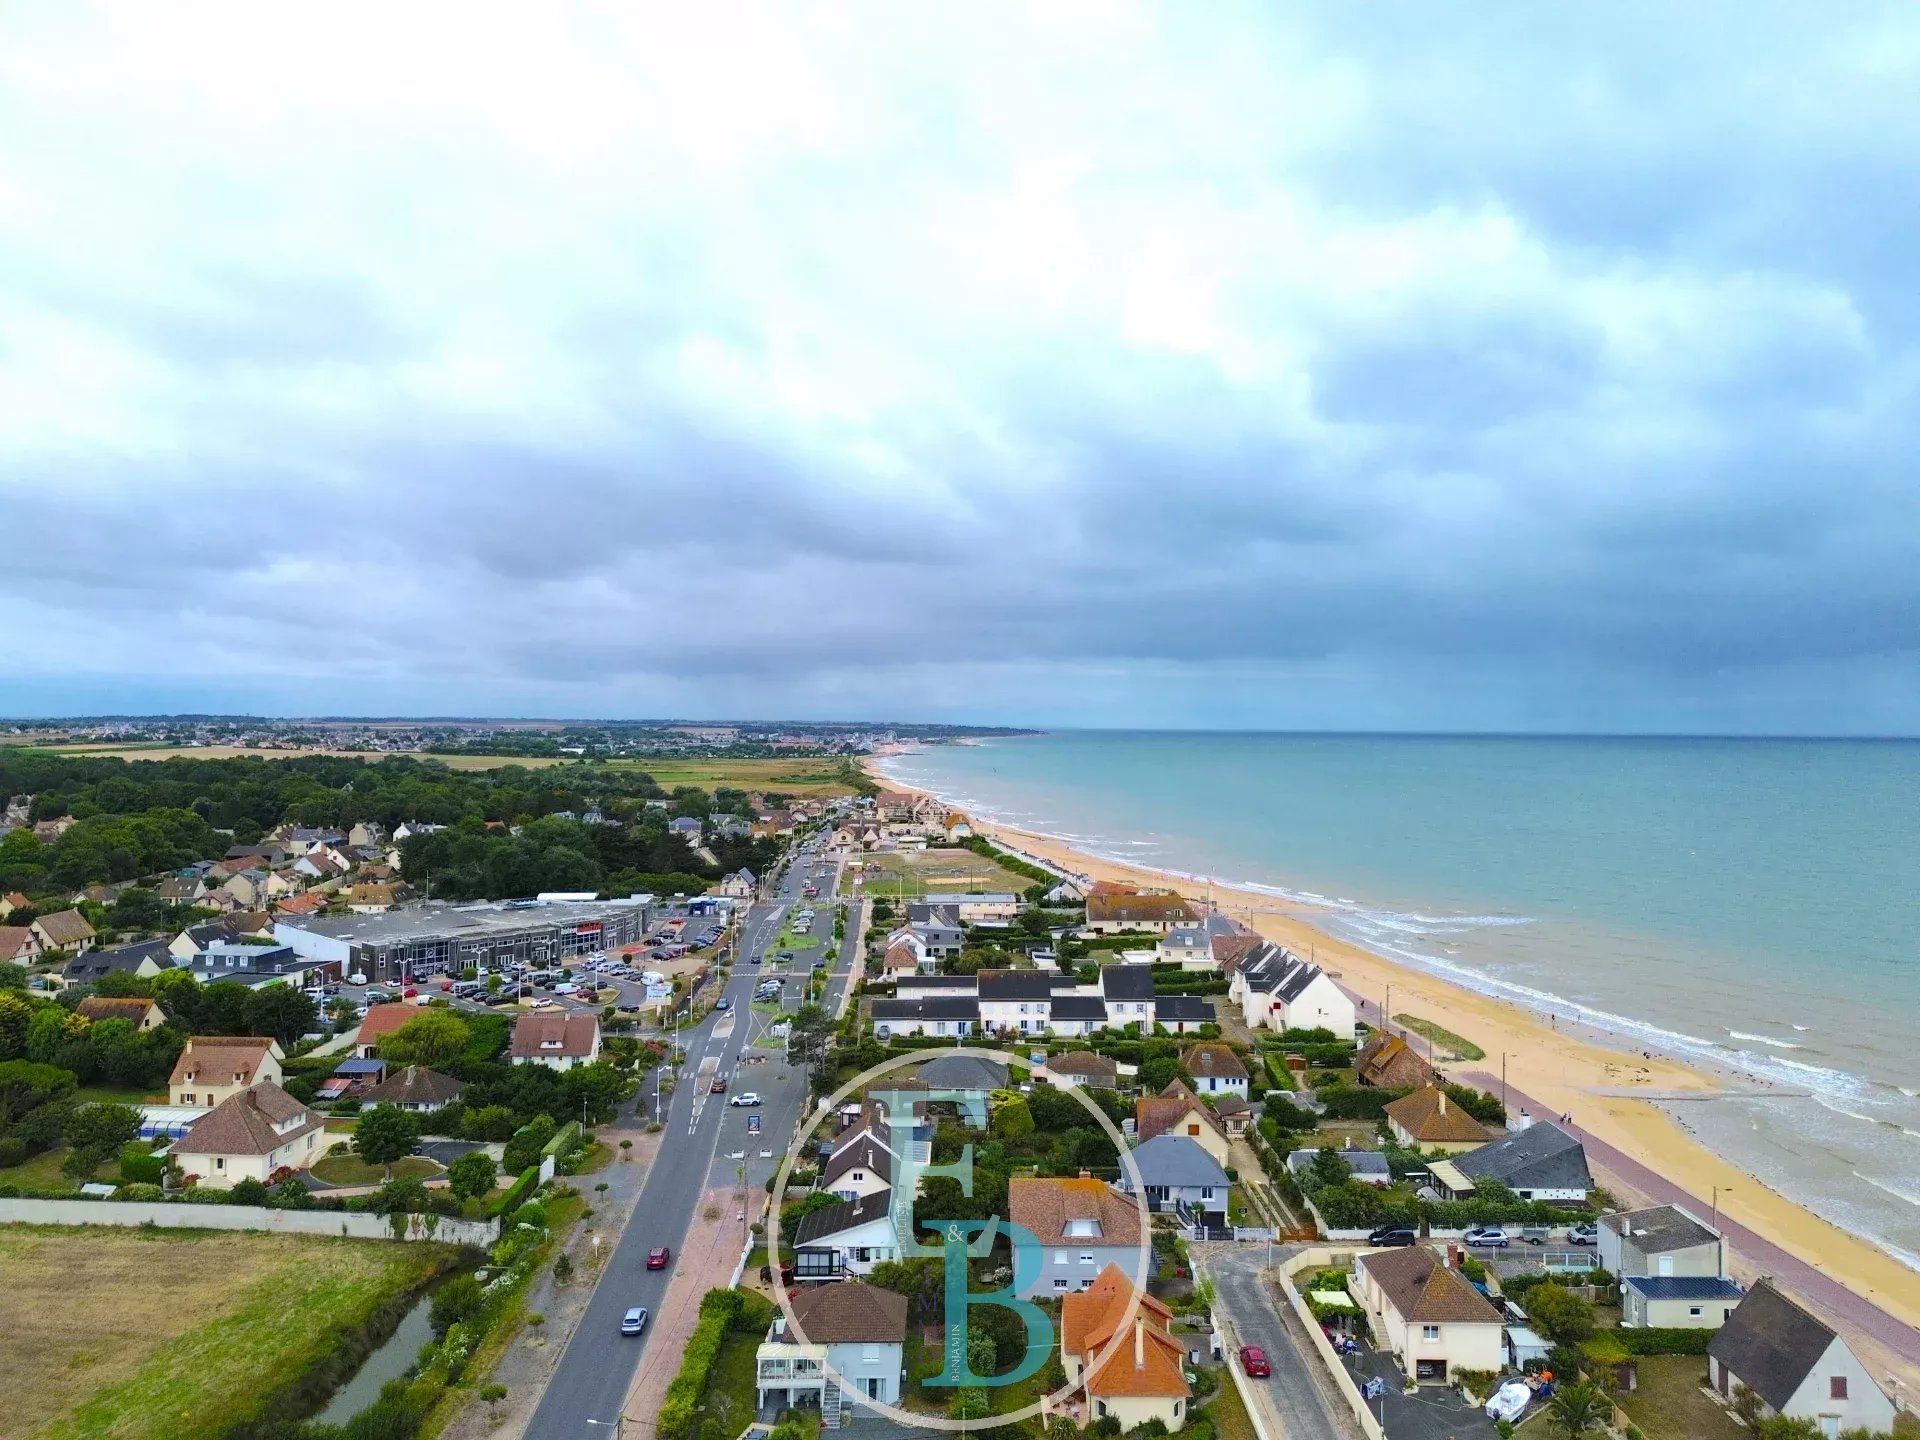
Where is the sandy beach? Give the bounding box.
[863,759,1920,1393]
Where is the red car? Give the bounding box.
[647,1247,671,1270]
[1239,1346,1271,1378]
[710,1076,727,1093]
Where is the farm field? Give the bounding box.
[852,848,1031,899]
[604,755,861,794]
[31,743,565,770]
[0,1226,446,1440]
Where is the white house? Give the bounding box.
[978,970,1054,1036]
[1708,1280,1895,1434]
[1229,942,1355,1040]
[1115,1134,1230,1221]
[1599,1205,1726,1281]
[821,1136,893,1202]
[508,1011,601,1071]
[1444,1123,1592,1203]
[1180,1043,1249,1098]
[868,994,976,1039]
[791,1189,901,1280]
[756,1281,907,1425]
[170,1081,326,1186]
[921,891,1020,923]
[168,1036,286,1109]
[1355,1246,1505,1384]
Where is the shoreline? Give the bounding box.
[860,754,1920,1389]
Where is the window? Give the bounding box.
[1079,1253,1095,1264]
[1054,1279,1070,1291]
[1054,1253,1067,1265]
[1187,1123,1200,1136]
[1830,1377,1848,1400]
[1688,1306,1703,1317]
[214,1158,226,1171]
[1422,1325,1439,1342]
[863,1345,881,1363]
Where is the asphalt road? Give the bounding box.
[1200,1246,1363,1440]
[524,843,855,1440]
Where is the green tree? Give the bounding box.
[447,1150,497,1202]
[1545,1381,1608,1437]
[372,1174,430,1215]
[990,1097,1035,1139]
[353,1103,420,1178]
[380,1008,470,1070]
[1309,1147,1352,1187]
[0,1058,76,1125]
[1524,1281,1596,1346]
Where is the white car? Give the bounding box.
[728,1093,761,1107]
[1485,1381,1530,1422]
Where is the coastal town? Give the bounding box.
[0,744,1912,1440]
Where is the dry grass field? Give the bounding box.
[853,847,1031,898]
[38,743,569,770]
[0,1226,442,1440]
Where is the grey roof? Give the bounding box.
[1287,1147,1391,1178]
[1601,1204,1719,1254]
[1154,994,1214,1022]
[1050,995,1109,1021]
[978,970,1053,1001]
[1454,1123,1592,1191]
[1100,966,1155,1001]
[1125,1134,1231,1189]
[793,1188,894,1247]
[1623,1276,1744,1301]
[65,938,172,980]
[1160,926,1209,951]
[892,975,978,996]
[907,903,964,933]
[871,996,979,1022]
[917,1055,1008,1091]
[1708,1281,1844,1413]
[822,1137,893,1187]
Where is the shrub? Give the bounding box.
[228,1177,271,1206]
[659,1290,749,1440]
[430,1274,486,1336]
[118,1145,165,1184]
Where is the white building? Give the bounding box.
[1355,1246,1505,1384]
[1708,1281,1895,1433]
[1228,941,1356,1040]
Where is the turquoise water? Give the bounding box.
[879,732,1920,1266]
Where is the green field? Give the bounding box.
[606,755,860,795]
[857,849,1030,899]
[1391,1013,1486,1062]
[0,1226,448,1440]
[1612,1355,1745,1440]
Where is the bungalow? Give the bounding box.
[1084,893,1197,935]
[1383,1087,1491,1153]
[315,1057,387,1102]
[31,908,95,955]
[362,1064,463,1113]
[1062,1265,1191,1433]
[1212,1094,1254,1138]
[75,995,167,1031]
[1229,942,1355,1040]
[869,994,977,1039]
[1355,1245,1504,1384]
[169,1035,285,1108]
[171,1081,327,1187]
[508,1011,601,1071]
[1286,1146,1395,1188]
[1622,1276,1745,1330]
[1133,1083,1230,1166]
[1116,1134,1230,1221]
[916,1054,1009,1092]
[921,892,1020,924]
[1180,1043,1249,1099]
[64,937,173,987]
[1443,1122,1592,1202]
[791,1188,900,1280]
[756,1280,907,1422]
[1008,1176,1144,1296]
[1039,1050,1119,1090]
[1707,1280,1895,1433]
[0,925,36,964]
[1356,1031,1440,1090]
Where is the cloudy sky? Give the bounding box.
[3,4,1917,733]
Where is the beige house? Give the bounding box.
[171,1081,326,1187]
[1084,893,1198,935]
[1133,1083,1230,1166]
[0,925,39,964]
[1062,1264,1191,1431]
[1356,1246,1504,1383]
[30,908,95,955]
[508,1011,601,1071]
[1383,1086,1491,1153]
[169,1036,286,1108]
[75,995,167,1032]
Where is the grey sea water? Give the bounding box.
[878,731,1920,1269]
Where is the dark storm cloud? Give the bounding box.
[0,3,1917,732]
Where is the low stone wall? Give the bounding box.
[0,1196,498,1246]
[1273,1246,1387,1440]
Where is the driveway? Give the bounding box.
[1341,1336,1499,1440]
[1199,1246,1364,1440]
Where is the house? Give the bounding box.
[869,994,977,1039]
[355,1001,425,1059]
[293,851,347,882]
[1212,1094,1254,1138]
[1039,1050,1119,1090]
[348,821,385,848]
[1048,992,1113,1037]
[508,1011,601,1070]
[1156,926,1215,970]
[1383,1087,1491,1152]
[0,926,35,965]
[791,1189,901,1280]
[1084,893,1197,935]
[902,904,966,960]
[1287,1146,1395,1188]
[1062,1264,1191,1433]
[944,814,973,840]
[1355,1245,1505,1384]
[0,891,30,919]
[315,1057,387,1101]
[275,891,329,918]
[879,934,928,977]
[718,869,757,899]
[75,995,166,1031]
[822,1137,893,1202]
[346,883,401,914]
[1180,1043,1249,1099]
[1044,878,1087,904]
[1443,1122,1592,1202]
[1598,1204,1727,1281]
[171,1081,327,1186]
[1008,1176,1144,1296]
[30,908,95,955]
[668,816,703,838]
[169,1036,285,1108]
[1134,1083,1229,1165]
[1229,942,1356,1040]
[755,1280,907,1423]
[920,892,1020,923]
[63,937,173,987]
[979,969,1055,1036]
[1116,1134,1230,1220]
[1622,1276,1745,1329]
[362,1065,463,1113]
[1100,965,1157,1031]
[1356,1031,1440,1090]
[1707,1280,1895,1433]
[916,1054,1008,1092]
[155,874,206,907]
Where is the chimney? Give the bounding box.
[1622,1219,1633,1237]
[1134,1319,1145,1369]
[1079,1169,1092,1179]
[1447,1243,1460,1270]
[1438,1091,1448,1115]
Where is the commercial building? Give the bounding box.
[274,895,653,983]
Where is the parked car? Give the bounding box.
[1238,1346,1271,1378]
[1367,1226,1417,1247]
[647,1247,671,1271]
[1568,1222,1599,1246]
[729,1093,761,1107]
[620,1306,649,1336]
[1463,1226,1511,1248]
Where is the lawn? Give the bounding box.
[610,756,861,796]
[1391,1013,1486,1062]
[1613,1355,1746,1440]
[309,1153,442,1186]
[858,849,1030,900]
[1206,1373,1260,1440]
[0,1226,448,1440]
[696,1329,764,1440]
[0,1146,122,1189]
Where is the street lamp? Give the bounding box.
[586,1418,626,1439]
[1711,1184,1731,1234]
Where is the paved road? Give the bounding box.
[524,842,853,1440]
[1200,1246,1363,1440]
[1456,1069,1920,1370]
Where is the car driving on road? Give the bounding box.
[1238,1346,1271,1378]
[620,1306,649,1335]
[646,1247,671,1270]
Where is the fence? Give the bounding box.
[0,1196,498,1246]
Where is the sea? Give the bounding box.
[875,731,1920,1272]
